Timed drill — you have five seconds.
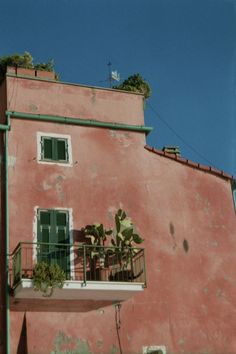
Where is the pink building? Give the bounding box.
[0,66,236,354]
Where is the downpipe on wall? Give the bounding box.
[0,114,10,354]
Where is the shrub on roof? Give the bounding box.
[113,73,151,100]
[0,51,58,83]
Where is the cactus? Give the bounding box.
[112,209,143,248]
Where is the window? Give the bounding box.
[37,132,73,166]
[41,136,68,162]
[37,209,70,276]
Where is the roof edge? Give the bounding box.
[144,145,233,181]
[6,72,144,97]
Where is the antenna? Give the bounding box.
[107,62,112,88]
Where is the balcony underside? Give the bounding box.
[13,278,144,301]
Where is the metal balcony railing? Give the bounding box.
[11,242,146,288]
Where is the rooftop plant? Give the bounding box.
[113,73,151,100]
[0,51,58,83]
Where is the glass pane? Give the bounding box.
[56,212,67,226]
[43,138,53,159]
[57,139,66,160]
[40,211,50,225]
[58,229,66,242]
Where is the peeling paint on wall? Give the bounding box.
[109,344,119,354]
[109,130,132,148]
[51,332,92,354]
[8,155,16,167]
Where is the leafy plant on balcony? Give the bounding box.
[111,209,144,268]
[81,210,143,277]
[32,261,66,297]
[83,223,113,267]
[0,51,59,83]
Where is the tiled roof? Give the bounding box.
[145,145,233,181]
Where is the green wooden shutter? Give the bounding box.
[55,210,70,276]
[37,209,70,276]
[42,137,53,160]
[56,139,67,161]
[38,210,51,262]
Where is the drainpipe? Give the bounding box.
[0,114,10,354]
[5,111,153,135]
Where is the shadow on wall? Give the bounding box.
[17,313,28,354]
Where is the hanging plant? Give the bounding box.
[32,262,66,297]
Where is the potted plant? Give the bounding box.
[32,261,66,297]
[83,223,112,280]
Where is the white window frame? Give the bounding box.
[37,132,73,167]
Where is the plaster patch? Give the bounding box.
[178,338,185,346]
[51,332,92,354]
[109,344,119,354]
[109,130,132,147]
[42,181,52,191]
[97,339,103,348]
[29,103,38,112]
[224,275,236,286]
[8,155,16,167]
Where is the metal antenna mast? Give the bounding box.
[107,62,112,88]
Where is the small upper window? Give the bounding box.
[41,136,68,162]
[37,132,73,166]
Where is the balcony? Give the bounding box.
[11,242,146,303]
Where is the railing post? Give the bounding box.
[143,249,147,287]
[130,248,134,282]
[83,245,87,286]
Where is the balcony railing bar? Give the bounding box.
[10,242,146,288]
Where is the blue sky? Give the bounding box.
[1,0,236,175]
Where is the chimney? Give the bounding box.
[162,146,180,156]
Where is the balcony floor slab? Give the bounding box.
[13,279,145,301]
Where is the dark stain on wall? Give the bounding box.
[183,239,189,253]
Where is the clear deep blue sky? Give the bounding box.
[1,0,236,175]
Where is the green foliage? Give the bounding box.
[113,73,151,100]
[81,209,144,267]
[112,208,143,248]
[33,261,66,297]
[0,51,58,83]
[83,223,113,260]
[83,223,113,246]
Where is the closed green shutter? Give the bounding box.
[37,209,70,277]
[57,139,67,161]
[55,210,70,275]
[38,210,51,262]
[42,138,53,160]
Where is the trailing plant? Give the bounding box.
[113,73,151,100]
[32,261,66,297]
[0,51,59,83]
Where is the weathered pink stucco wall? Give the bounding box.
[7,75,144,125]
[3,74,236,354]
